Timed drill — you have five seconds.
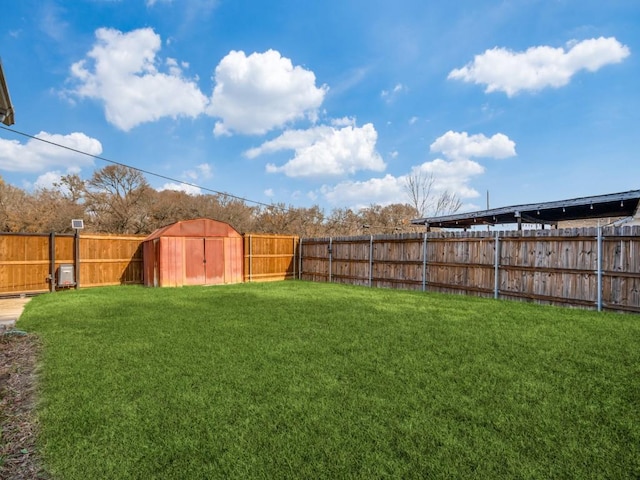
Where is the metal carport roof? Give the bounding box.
[411,189,640,230]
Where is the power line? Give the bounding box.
[0,125,285,211]
[0,125,421,232]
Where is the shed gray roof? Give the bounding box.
[411,189,640,229]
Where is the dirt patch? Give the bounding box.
[0,331,48,479]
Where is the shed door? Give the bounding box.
[185,238,206,285]
[184,238,225,285]
[205,238,225,284]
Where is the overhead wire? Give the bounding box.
[0,125,284,210]
[0,125,420,233]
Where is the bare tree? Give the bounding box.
[433,191,462,217]
[404,170,435,217]
[404,170,462,218]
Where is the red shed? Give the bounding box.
[143,218,243,287]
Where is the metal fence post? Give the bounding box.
[369,235,374,287]
[597,226,603,312]
[422,232,427,292]
[298,238,303,280]
[494,231,500,299]
[328,237,333,283]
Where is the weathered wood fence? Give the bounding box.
[299,227,640,313]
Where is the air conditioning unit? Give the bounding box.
[57,264,75,287]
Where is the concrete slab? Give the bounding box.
[0,297,32,330]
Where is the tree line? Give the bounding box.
[0,165,460,237]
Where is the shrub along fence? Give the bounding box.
[299,226,640,313]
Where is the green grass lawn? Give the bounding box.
[18,281,640,479]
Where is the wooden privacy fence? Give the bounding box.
[1,232,300,295]
[244,234,299,282]
[4,227,639,312]
[0,232,145,295]
[299,227,640,313]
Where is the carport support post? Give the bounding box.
[494,231,500,299]
[49,232,56,292]
[597,226,603,312]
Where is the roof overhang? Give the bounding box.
[0,59,15,126]
[411,190,640,229]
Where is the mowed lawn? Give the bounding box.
[18,281,640,479]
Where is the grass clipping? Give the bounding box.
[0,329,47,479]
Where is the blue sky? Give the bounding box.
[0,0,638,214]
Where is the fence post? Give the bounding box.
[494,231,500,299]
[292,237,296,280]
[248,235,253,282]
[422,232,427,292]
[298,238,303,280]
[328,237,333,283]
[597,226,603,312]
[49,232,56,292]
[74,229,80,289]
[369,235,374,287]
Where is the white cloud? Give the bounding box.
[158,182,202,195]
[409,159,483,198]
[321,174,404,209]
[0,131,101,173]
[34,171,63,190]
[183,163,213,180]
[430,131,516,161]
[264,188,274,197]
[69,27,209,131]
[247,123,386,178]
[449,37,630,96]
[381,83,406,102]
[32,166,83,192]
[331,116,356,127]
[320,159,483,209]
[320,130,516,209]
[208,49,327,135]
